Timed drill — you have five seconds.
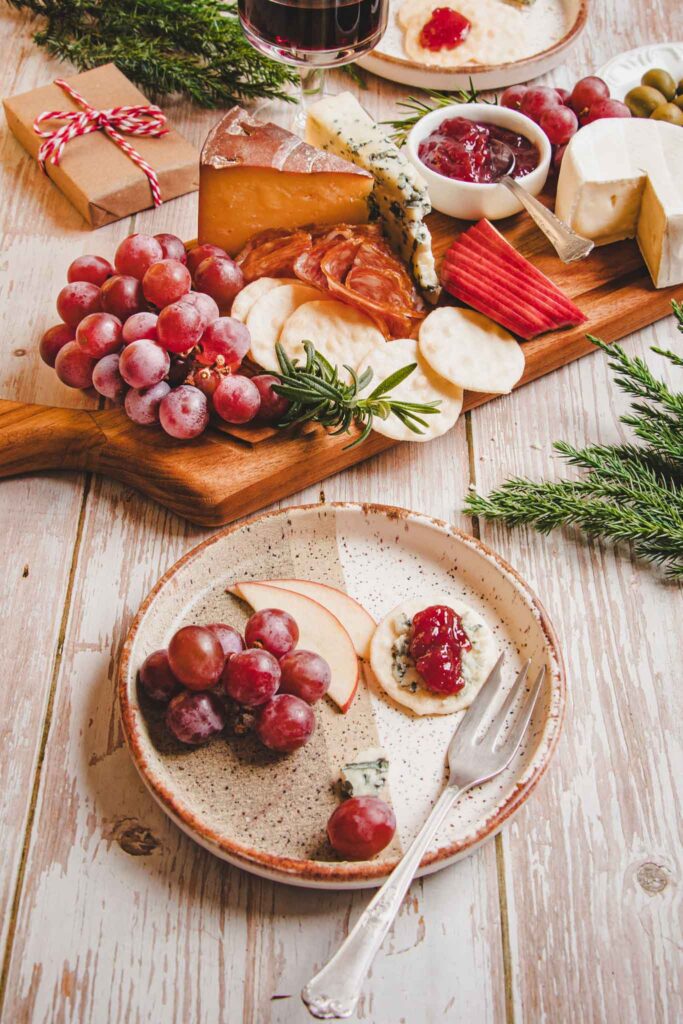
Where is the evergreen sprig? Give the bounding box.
[6,0,298,106]
[272,341,440,448]
[465,305,683,579]
[382,80,495,146]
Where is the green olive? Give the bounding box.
[675,94,683,112]
[625,84,667,117]
[677,78,683,97]
[650,102,683,126]
[641,68,677,101]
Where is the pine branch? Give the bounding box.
[465,310,683,579]
[6,0,298,106]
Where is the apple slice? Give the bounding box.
[244,579,376,659]
[228,581,359,712]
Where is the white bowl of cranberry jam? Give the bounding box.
[407,102,551,220]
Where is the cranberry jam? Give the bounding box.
[419,7,471,51]
[418,116,540,184]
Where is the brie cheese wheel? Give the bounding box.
[555,119,683,289]
[370,595,497,715]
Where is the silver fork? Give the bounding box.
[301,655,546,1020]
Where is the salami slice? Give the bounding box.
[236,229,312,281]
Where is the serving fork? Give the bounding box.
[302,655,546,1020]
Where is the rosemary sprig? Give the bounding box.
[6,0,298,106]
[382,79,496,146]
[465,305,683,580]
[272,341,440,448]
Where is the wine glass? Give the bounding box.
[238,0,389,130]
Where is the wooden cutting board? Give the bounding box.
[1,212,681,526]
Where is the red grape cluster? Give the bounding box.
[500,76,631,172]
[139,608,330,753]
[40,232,290,440]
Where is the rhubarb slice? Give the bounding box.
[441,220,587,339]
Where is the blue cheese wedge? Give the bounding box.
[306,92,441,302]
[370,594,497,715]
[340,747,389,797]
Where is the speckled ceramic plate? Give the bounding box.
[597,42,683,101]
[119,503,565,890]
[357,0,587,92]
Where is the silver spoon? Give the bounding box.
[490,139,594,264]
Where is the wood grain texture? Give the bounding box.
[0,0,681,1022]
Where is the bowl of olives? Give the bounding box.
[598,42,683,128]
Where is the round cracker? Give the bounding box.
[231,277,298,322]
[246,283,324,371]
[370,594,497,716]
[357,338,462,442]
[419,307,525,394]
[279,300,385,383]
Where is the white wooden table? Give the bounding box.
[1,4,681,1021]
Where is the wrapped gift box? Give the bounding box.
[3,63,199,227]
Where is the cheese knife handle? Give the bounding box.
[301,786,461,1020]
[500,175,594,263]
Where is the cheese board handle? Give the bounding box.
[0,399,105,478]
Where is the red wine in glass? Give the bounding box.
[239,0,388,67]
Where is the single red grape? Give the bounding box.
[56,281,102,327]
[119,338,170,389]
[252,374,290,423]
[156,300,204,354]
[154,232,187,263]
[100,275,145,321]
[39,323,74,367]
[223,648,281,706]
[244,608,299,658]
[115,233,164,279]
[166,690,226,745]
[194,256,244,307]
[142,259,192,308]
[212,375,261,424]
[75,311,123,358]
[168,624,226,689]
[582,98,631,124]
[207,623,245,659]
[193,367,222,398]
[187,243,228,277]
[182,291,220,329]
[158,385,209,439]
[539,104,579,145]
[569,75,610,117]
[520,86,561,123]
[139,649,181,702]
[122,311,158,344]
[256,694,315,752]
[197,317,250,369]
[92,352,127,401]
[327,796,396,860]
[500,85,528,110]
[279,650,331,704]
[124,380,170,425]
[54,341,97,389]
[555,86,571,105]
[67,254,113,287]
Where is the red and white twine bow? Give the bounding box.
[33,78,169,207]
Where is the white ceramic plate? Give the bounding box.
[119,503,565,890]
[597,41,683,100]
[357,0,588,92]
